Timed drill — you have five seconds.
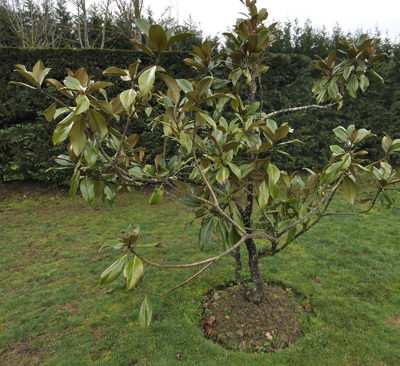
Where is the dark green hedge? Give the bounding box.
[0,48,191,182]
[0,48,191,128]
[1,47,399,183]
[0,123,68,183]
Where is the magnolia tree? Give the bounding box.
[12,0,400,328]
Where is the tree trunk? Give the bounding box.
[101,0,112,49]
[81,0,90,48]
[236,185,265,304]
[244,238,264,304]
[233,248,246,291]
[132,0,143,42]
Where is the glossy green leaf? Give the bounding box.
[230,69,242,86]
[124,256,144,290]
[197,111,216,129]
[100,254,128,285]
[227,162,242,180]
[179,131,193,155]
[266,119,278,134]
[75,95,90,115]
[99,240,124,253]
[286,227,297,244]
[83,143,99,166]
[80,176,95,204]
[149,24,168,53]
[130,40,155,57]
[53,123,73,145]
[87,81,113,93]
[88,109,107,138]
[275,124,290,141]
[9,81,37,90]
[138,66,156,95]
[216,167,229,184]
[135,18,150,35]
[44,103,57,122]
[268,181,280,199]
[139,295,152,329]
[148,185,164,205]
[330,145,345,156]
[167,33,193,47]
[341,153,352,170]
[90,99,113,115]
[343,65,354,80]
[64,76,81,90]
[159,74,180,104]
[327,82,339,99]
[69,170,80,197]
[104,185,115,204]
[32,60,50,85]
[14,64,38,84]
[389,139,400,153]
[354,129,375,144]
[145,107,152,116]
[346,75,358,98]
[125,222,140,237]
[70,119,87,156]
[103,67,128,76]
[368,70,384,83]
[267,164,280,184]
[239,163,254,178]
[382,135,392,153]
[119,89,137,111]
[258,180,269,210]
[333,126,349,143]
[199,218,213,251]
[359,74,369,93]
[342,176,358,204]
[215,221,230,250]
[176,79,193,92]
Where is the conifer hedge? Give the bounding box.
[0,47,398,183]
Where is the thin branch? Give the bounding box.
[127,233,269,269]
[192,150,218,206]
[132,262,215,297]
[265,102,337,119]
[277,178,343,237]
[160,262,214,296]
[324,188,382,217]
[275,186,382,254]
[261,209,276,234]
[41,90,74,112]
[191,149,247,235]
[113,112,133,165]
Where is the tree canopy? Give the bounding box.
[11,0,400,328]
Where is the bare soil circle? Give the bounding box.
[202,284,307,353]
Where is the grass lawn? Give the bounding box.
[0,183,400,366]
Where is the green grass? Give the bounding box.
[1,183,400,366]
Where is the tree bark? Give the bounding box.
[132,0,143,42]
[240,185,264,304]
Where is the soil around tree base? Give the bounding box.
[202,284,305,353]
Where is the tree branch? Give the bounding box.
[113,112,133,166]
[277,178,343,237]
[160,262,214,296]
[323,188,382,217]
[265,102,337,119]
[275,186,382,254]
[127,233,269,269]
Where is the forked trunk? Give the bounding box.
[234,185,265,304]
